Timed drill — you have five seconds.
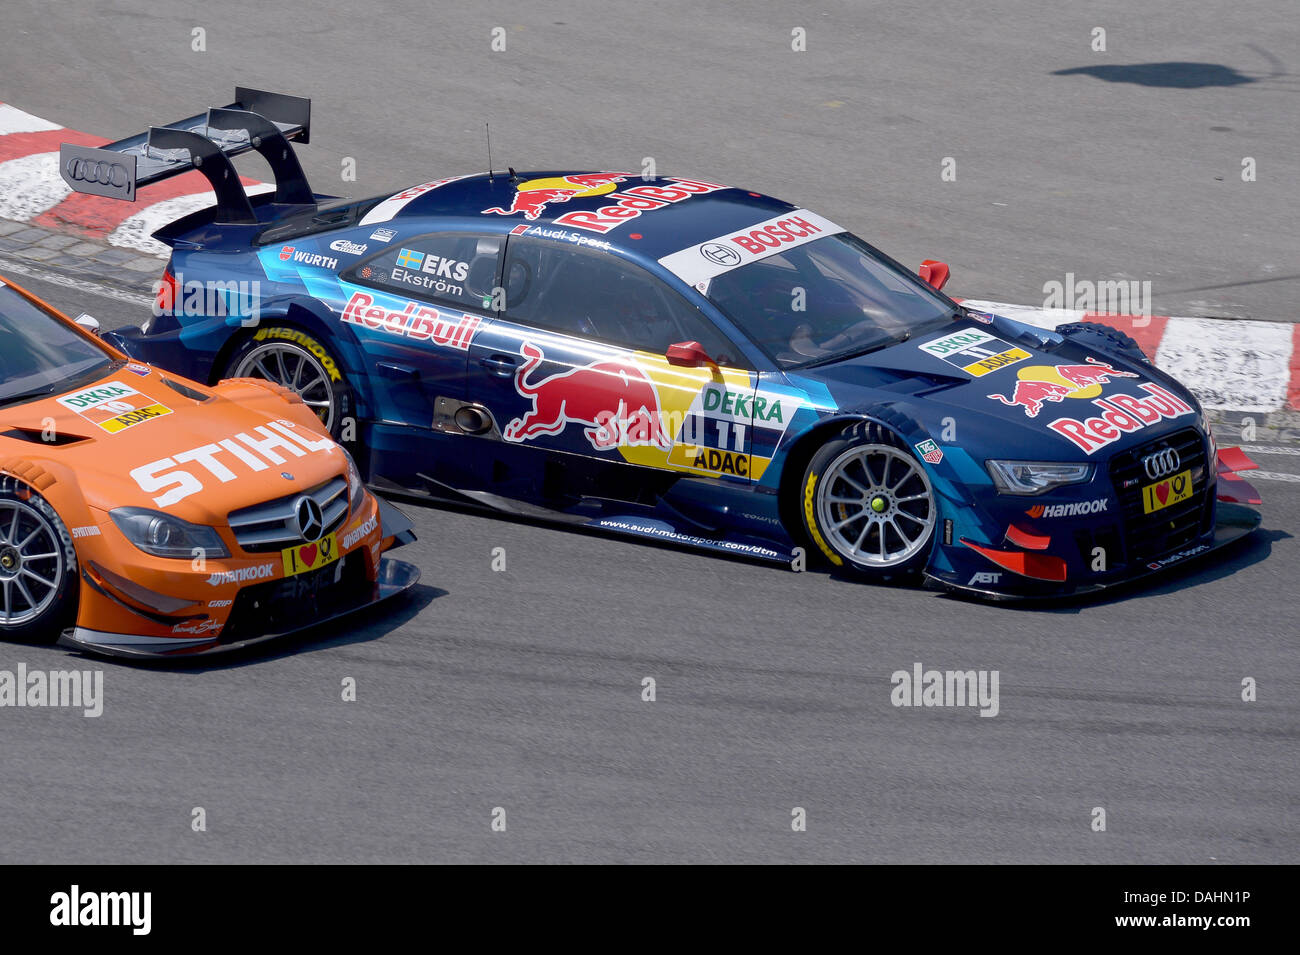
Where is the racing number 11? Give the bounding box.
[716,420,747,451]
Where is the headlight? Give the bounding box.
[110,507,231,559]
[986,460,1095,495]
[343,448,366,513]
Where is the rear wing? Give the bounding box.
[59,87,313,224]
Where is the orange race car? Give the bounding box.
[0,275,420,659]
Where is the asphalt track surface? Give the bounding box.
[1,1,1298,863]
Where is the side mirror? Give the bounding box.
[666,341,715,368]
[918,260,950,291]
[74,313,102,335]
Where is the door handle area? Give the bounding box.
[479,354,519,376]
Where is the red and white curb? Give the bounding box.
[0,101,270,257]
[2,100,1299,415]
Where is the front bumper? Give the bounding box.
[929,501,1260,602]
[58,556,420,659]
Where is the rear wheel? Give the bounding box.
[800,423,937,579]
[226,326,353,437]
[0,488,78,643]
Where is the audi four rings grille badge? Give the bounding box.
[294,496,325,543]
[1142,447,1181,480]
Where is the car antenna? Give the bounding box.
[486,123,493,183]
[508,166,518,184]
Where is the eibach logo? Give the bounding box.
[988,358,1139,418]
[503,343,672,451]
[482,173,631,221]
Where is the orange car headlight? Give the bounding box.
[109,507,231,560]
[343,448,366,514]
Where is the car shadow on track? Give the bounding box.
[1051,62,1260,89]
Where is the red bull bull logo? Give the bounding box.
[503,343,672,451]
[482,173,631,221]
[988,357,1139,418]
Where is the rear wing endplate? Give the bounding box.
[59,87,312,224]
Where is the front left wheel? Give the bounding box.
[0,487,78,643]
[799,423,938,579]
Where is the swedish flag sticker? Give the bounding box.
[396,248,424,270]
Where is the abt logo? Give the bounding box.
[968,572,1001,585]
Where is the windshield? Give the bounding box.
[704,233,958,368]
[0,283,115,406]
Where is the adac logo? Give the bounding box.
[989,357,1138,418]
[482,173,630,221]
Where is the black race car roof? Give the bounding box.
[361,171,815,262]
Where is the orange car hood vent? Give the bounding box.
[1,427,92,446]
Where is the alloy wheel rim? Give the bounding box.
[0,501,63,625]
[815,443,936,567]
[233,342,337,431]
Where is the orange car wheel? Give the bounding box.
[0,487,78,643]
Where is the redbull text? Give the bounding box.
[1046,384,1195,454]
[340,290,480,350]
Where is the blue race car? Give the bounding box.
[64,88,1263,598]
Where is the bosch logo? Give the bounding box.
[65,158,128,187]
[1142,447,1181,480]
[294,496,325,543]
[700,243,742,267]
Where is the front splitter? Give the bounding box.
[928,502,1263,603]
[56,558,421,661]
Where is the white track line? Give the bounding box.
[0,254,154,308]
[0,103,61,135]
[1249,470,1300,483]
[0,151,69,220]
[1240,445,1300,456]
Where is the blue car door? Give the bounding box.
[331,233,501,479]
[464,235,760,506]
